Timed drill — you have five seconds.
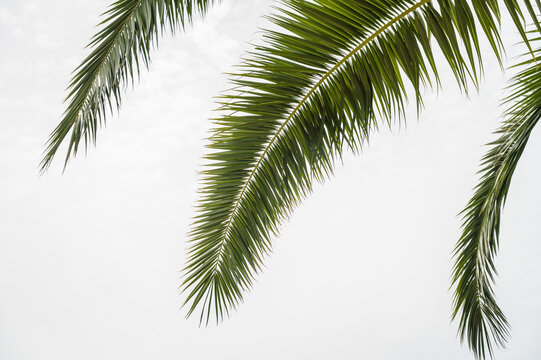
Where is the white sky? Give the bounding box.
[1,1,540,359]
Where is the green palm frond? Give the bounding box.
[452,34,541,360]
[45,0,541,357]
[182,0,513,325]
[40,0,216,172]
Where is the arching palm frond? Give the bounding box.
[452,34,541,360]
[44,0,541,357]
[182,0,510,325]
[40,0,217,172]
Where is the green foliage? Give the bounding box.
[182,1,539,358]
[45,0,541,358]
[40,0,216,172]
[184,0,496,325]
[452,34,541,359]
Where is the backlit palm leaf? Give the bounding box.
[183,1,540,358]
[184,0,506,321]
[452,34,541,360]
[40,0,216,172]
[45,0,541,358]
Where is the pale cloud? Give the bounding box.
[0,7,17,26]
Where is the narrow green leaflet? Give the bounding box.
[452,34,541,360]
[41,0,216,172]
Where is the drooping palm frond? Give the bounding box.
[182,0,514,325]
[40,0,216,172]
[452,34,541,360]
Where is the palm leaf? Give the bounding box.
[183,0,541,356]
[182,0,510,324]
[45,0,541,357]
[452,33,541,360]
[40,0,216,172]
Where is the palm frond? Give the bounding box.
[182,0,512,325]
[452,33,541,360]
[40,0,216,172]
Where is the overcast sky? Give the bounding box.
[1,1,540,359]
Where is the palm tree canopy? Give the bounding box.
[181,1,539,358]
[44,0,541,359]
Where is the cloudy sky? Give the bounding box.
[1,1,540,359]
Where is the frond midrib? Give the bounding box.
[213,0,434,274]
